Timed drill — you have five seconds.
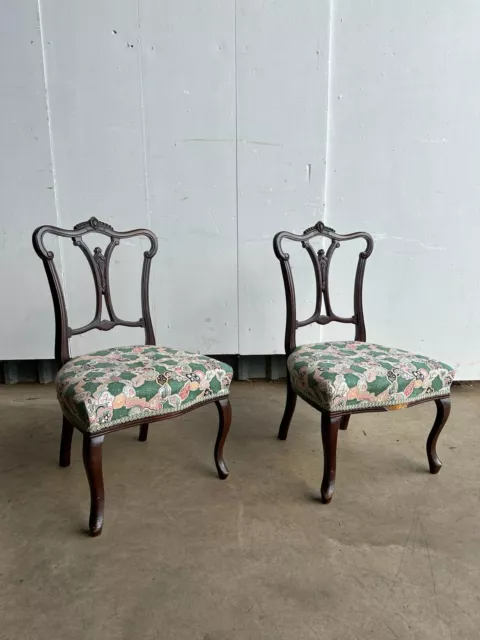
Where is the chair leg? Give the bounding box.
[427,396,451,474]
[138,423,149,442]
[82,434,105,537]
[339,415,350,431]
[320,414,341,504]
[214,398,231,479]
[59,417,74,467]
[278,374,297,440]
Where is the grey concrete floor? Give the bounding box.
[0,381,479,640]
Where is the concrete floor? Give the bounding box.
[0,381,479,640]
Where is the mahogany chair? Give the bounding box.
[273,221,454,503]
[32,217,232,536]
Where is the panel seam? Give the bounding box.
[320,0,336,344]
[234,0,240,355]
[37,0,69,306]
[136,0,157,332]
[136,0,152,232]
[323,0,335,225]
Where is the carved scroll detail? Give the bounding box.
[93,247,107,293]
[74,217,114,232]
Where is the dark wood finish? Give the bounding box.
[214,398,232,479]
[82,435,105,537]
[59,416,74,467]
[321,414,341,504]
[427,397,451,474]
[138,423,149,442]
[273,220,452,503]
[32,217,232,536]
[277,374,297,440]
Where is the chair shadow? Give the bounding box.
[183,457,220,479]
[305,489,323,504]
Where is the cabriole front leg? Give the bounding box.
[82,434,105,536]
[320,414,341,504]
[427,396,451,474]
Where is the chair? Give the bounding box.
[32,217,232,536]
[273,221,454,503]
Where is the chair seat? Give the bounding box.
[288,341,455,413]
[56,345,233,433]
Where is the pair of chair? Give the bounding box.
[32,218,454,536]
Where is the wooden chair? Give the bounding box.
[32,217,232,536]
[273,221,454,503]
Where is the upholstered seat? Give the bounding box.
[288,341,454,413]
[56,345,233,433]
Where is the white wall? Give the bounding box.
[237,0,330,354]
[325,0,480,379]
[1,0,479,379]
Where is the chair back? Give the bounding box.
[273,221,374,356]
[32,217,158,367]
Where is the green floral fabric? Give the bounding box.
[288,342,454,412]
[56,346,233,433]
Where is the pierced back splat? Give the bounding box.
[32,217,158,368]
[273,221,374,356]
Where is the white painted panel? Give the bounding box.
[237,0,331,354]
[326,0,480,378]
[0,0,58,360]
[139,0,238,354]
[3,0,480,379]
[40,0,150,356]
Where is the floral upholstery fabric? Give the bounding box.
[56,346,233,433]
[288,342,454,413]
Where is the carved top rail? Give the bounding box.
[32,217,158,367]
[273,221,374,355]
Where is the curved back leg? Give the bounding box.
[138,423,149,442]
[214,398,231,479]
[278,375,297,440]
[427,396,451,474]
[59,417,74,467]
